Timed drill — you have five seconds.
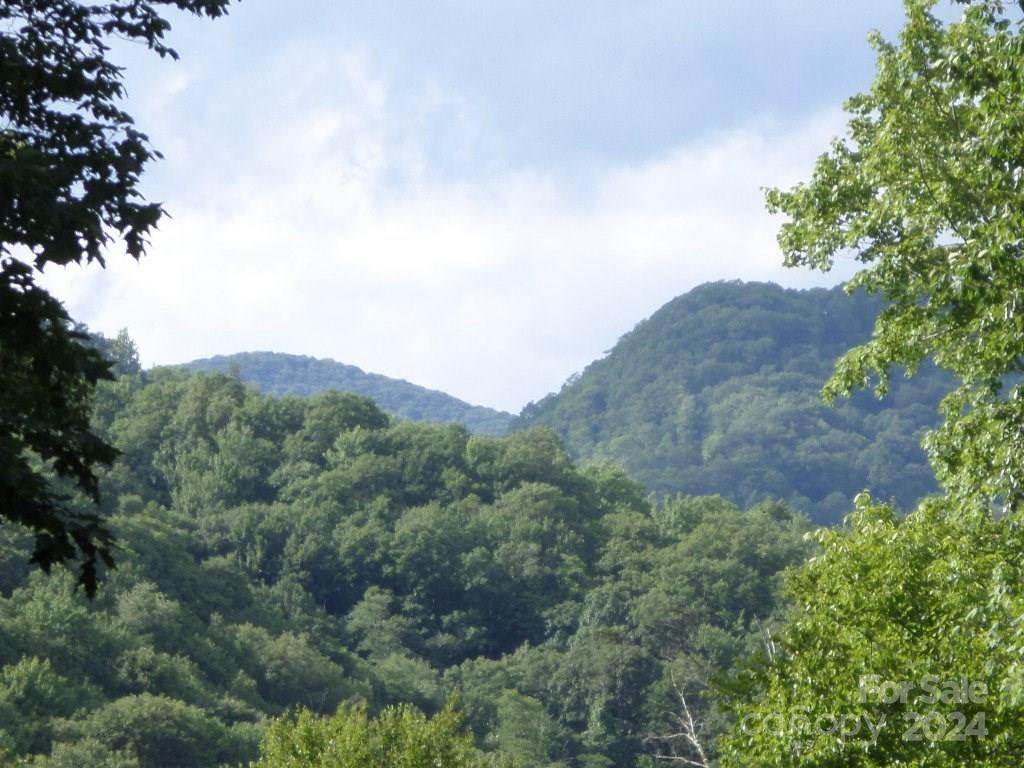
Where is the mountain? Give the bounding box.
[515,281,953,524]
[184,351,513,436]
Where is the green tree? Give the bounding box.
[721,2,1024,765]
[253,699,513,768]
[765,0,1024,510]
[515,282,948,525]
[494,690,569,767]
[53,692,250,768]
[720,496,1024,767]
[0,656,100,756]
[1,0,231,594]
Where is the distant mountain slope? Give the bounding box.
[515,281,953,524]
[185,352,513,436]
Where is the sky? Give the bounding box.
[43,0,916,413]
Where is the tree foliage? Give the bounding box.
[253,699,510,768]
[0,0,231,593]
[766,0,1024,511]
[0,360,810,766]
[722,2,1024,765]
[720,495,1024,767]
[1,268,118,595]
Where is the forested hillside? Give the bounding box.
[517,282,953,524]
[186,283,953,526]
[8,1,1024,767]
[0,366,809,767]
[186,352,513,436]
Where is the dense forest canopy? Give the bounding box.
[517,281,953,523]
[186,352,513,437]
[0,365,810,766]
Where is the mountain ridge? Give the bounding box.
[515,280,952,523]
[184,351,513,436]
[185,281,953,524]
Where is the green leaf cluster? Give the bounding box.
[719,495,1024,767]
[1,0,232,594]
[721,3,1024,766]
[766,0,1024,511]
[254,699,507,768]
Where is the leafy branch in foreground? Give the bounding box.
[0,0,231,593]
[766,0,1024,511]
[722,2,1024,765]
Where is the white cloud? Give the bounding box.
[42,50,853,413]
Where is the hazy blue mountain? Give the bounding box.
[185,351,513,436]
[515,281,953,524]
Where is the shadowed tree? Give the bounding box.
[0,1,232,594]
